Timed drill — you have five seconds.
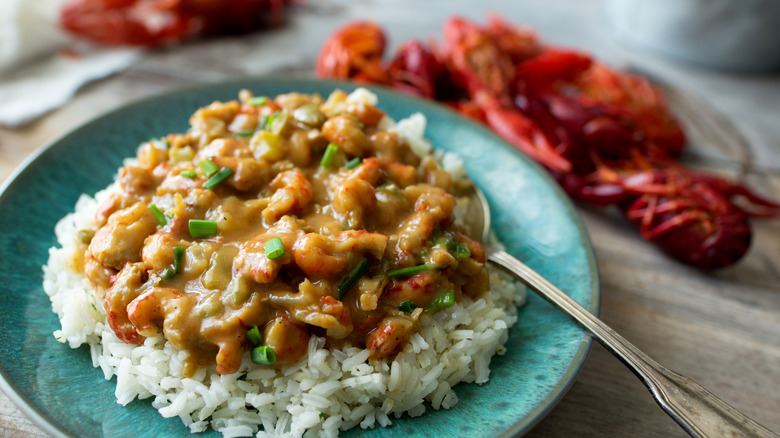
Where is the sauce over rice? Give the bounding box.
[77,90,489,377]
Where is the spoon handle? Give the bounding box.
[487,248,779,438]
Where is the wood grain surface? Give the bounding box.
[1,1,778,437]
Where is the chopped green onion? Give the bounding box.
[344,157,361,169]
[453,243,471,258]
[428,290,455,314]
[320,143,339,168]
[180,170,197,178]
[265,111,281,130]
[198,159,219,177]
[189,219,217,238]
[251,345,276,365]
[432,233,454,247]
[248,96,268,106]
[203,167,234,190]
[387,264,431,277]
[161,268,175,280]
[264,237,285,259]
[338,258,369,298]
[173,246,185,274]
[258,115,269,131]
[399,299,418,314]
[234,129,254,137]
[148,204,167,225]
[247,326,262,347]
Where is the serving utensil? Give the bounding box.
[464,184,779,438]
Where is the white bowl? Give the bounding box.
[606,0,780,72]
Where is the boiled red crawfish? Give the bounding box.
[59,0,294,46]
[315,18,779,269]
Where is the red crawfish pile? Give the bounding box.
[59,0,295,46]
[315,17,779,270]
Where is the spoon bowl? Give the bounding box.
[463,183,779,438]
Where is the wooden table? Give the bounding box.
[2,1,779,436]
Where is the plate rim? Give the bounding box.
[0,76,600,438]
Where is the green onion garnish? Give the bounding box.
[198,159,219,177]
[248,96,268,106]
[344,157,361,169]
[264,237,285,259]
[250,345,276,365]
[203,167,234,190]
[387,264,431,277]
[234,129,254,137]
[161,268,175,280]
[432,233,453,247]
[265,111,281,130]
[180,170,197,178]
[189,219,217,238]
[428,289,455,314]
[173,246,185,274]
[320,143,339,168]
[258,115,269,131]
[148,204,167,225]
[247,325,262,347]
[453,243,471,258]
[338,258,369,298]
[399,299,418,314]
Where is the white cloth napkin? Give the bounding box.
[0,0,142,127]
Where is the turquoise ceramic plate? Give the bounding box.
[0,78,599,438]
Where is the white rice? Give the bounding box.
[42,96,527,437]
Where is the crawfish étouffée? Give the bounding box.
[79,90,489,376]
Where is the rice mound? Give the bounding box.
[43,104,526,437]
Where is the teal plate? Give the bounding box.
[0,78,599,438]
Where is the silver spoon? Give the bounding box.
[463,184,779,438]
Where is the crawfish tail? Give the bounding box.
[476,94,573,173]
